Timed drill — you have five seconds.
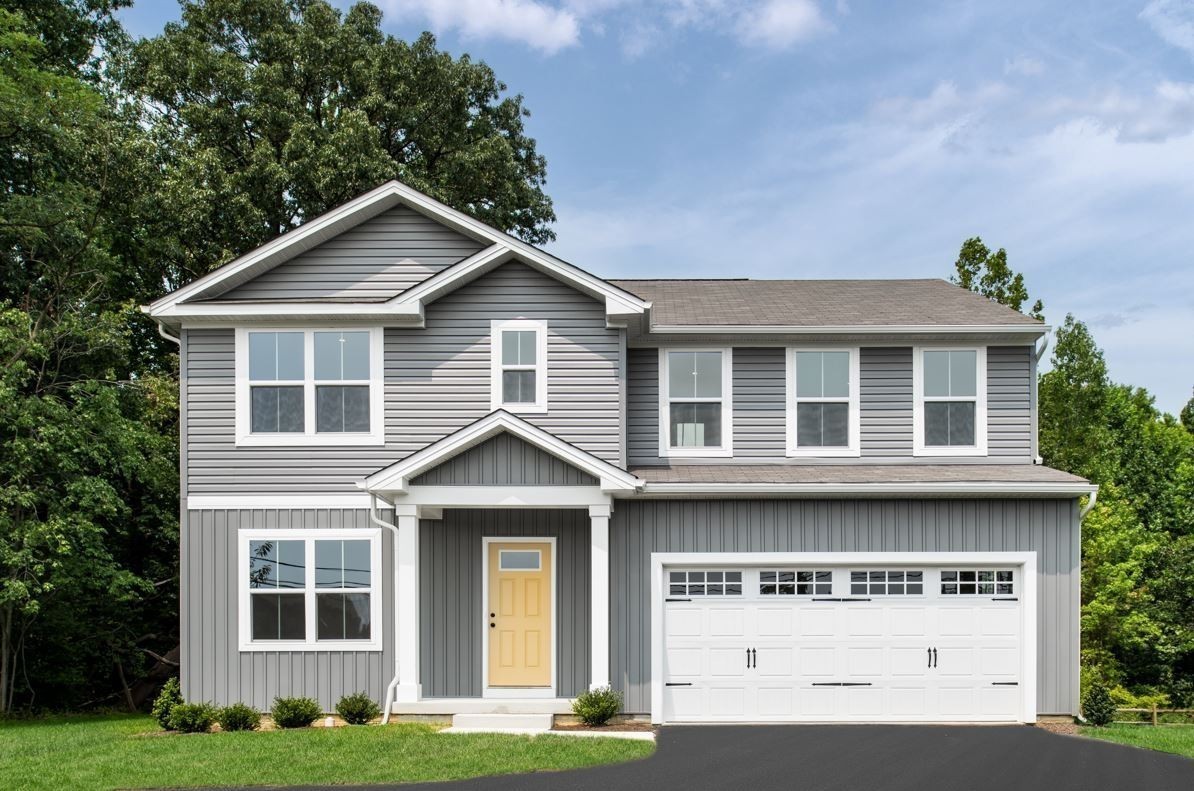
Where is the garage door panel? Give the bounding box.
[846,607,883,637]
[845,646,884,677]
[708,686,746,717]
[799,607,837,636]
[891,646,932,677]
[843,687,885,716]
[979,608,1019,637]
[667,608,702,637]
[799,646,836,676]
[666,646,703,677]
[889,607,928,636]
[757,687,796,717]
[889,686,931,716]
[979,647,1019,677]
[978,685,1020,715]
[935,646,976,676]
[757,646,794,676]
[709,647,748,677]
[797,686,839,716]
[756,607,795,637]
[937,607,977,636]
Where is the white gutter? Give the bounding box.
[1079,488,1099,520]
[156,323,181,346]
[636,482,1097,497]
[368,494,402,725]
[649,323,1050,335]
[1035,334,1051,362]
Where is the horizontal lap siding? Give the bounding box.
[610,498,1079,715]
[988,346,1033,458]
[627,349,659,465]
[411,433,598,485]
[220,207,484,300]
[181,508,393,711]
[419,509,590,698]
[185,264,621,493]
[733,348,786,458]
[860,347,913,457]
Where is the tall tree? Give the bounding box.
[951,237,1044,320]
[1038,315,1113,481]
[1181,392,1194,434]
[123,0,556,294]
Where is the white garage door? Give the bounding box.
[662,565,1025,723]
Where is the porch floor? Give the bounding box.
[392,698,576,715]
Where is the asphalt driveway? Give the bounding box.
[305,724,1194,791]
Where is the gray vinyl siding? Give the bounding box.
[419,509,590,698]
[412,433,598,486]
[184,263,621,494]
[180,508,393,711]
[217,206,485,301]
[627,345,1034,465]
[609,498,1080,716]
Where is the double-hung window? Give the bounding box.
[235,328,384,446]
[913,347,987,455]
[490,319,547,413]
[659,349,732,457]
[239,528,382,651]
[787,348,860,456]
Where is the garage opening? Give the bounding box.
[655,556,1033,724]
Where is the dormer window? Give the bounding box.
[234,328,384,446]
[913,347,987,456]
[490,319,547,413]
[659,349,733,457]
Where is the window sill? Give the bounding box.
[492,402,548,415]
[234,432,386,448]
[238,640,382,652]
[659,447,734,459]
[912,446,988,457]
[786,447,861,459]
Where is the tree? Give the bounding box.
[951,237,1044,319]
[1181,392,1194,434]
[1038,315,1114,482]
[122,0,555,295]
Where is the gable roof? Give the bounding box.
[143,180,648,325]
[362,410,643,493]
[611,278,1045,332]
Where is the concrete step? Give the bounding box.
[449,713,554,731]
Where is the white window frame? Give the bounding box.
[234,327,385,447]
[237,527,383,652]
[658,347,734,458]
[490,319,548,414]
[786,347,860,457]
[912,346,988,457]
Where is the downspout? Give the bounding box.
[1032,334,1049,465]
[157,322,181,346]
[368,494,402,725]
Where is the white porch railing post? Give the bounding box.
[589,504,611,690]
[394,504,421,703]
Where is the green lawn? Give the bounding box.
[0,714,654,790]
[1082,724,1194,760]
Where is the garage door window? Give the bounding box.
[760,570,832,596]
[941,569,1014,595]
[851,570,924,595]
[669,570,742,596]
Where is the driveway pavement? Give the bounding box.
[291,725,1194,791]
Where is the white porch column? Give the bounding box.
[394,504,421,703]
[589,504,611,690]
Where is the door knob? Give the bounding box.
[490,612,495,618]
[490,623,495,628]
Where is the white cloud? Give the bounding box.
[1141,0,1194,57]
[384,0,581,54]
[1004,55,1045,76]
[736,0,832,49]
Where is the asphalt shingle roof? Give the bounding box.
[608,278,1043,327]
[630,464,1088,485]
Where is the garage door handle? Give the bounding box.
[665,682,693,687]
[812,597,872,602]
[928,647,932,668]
[932,647,937,668]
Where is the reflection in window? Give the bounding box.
[668,570,743,596]
[850,570,924,595]
[667,351,725,449]
[941,569,1014,596]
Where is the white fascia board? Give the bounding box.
[151,301,424,321]
[187,494,376,510]
[649,324,1050,336]
[387,486,612,508]
[363,410,642,493]
[633,482,1097,497]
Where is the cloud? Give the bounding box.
[1004,55,1044,76]
[735,0,832,49]
[1141,0,1194,57]
[1046,81,1194,142]
[384,0,581,54]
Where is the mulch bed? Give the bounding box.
[552,721,655,732]
[1036,720,1080,736]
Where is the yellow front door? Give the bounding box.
[487,541,552,688]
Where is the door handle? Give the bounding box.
[490,612,495,618]
[932,647,938,668]
[927,647,932,668]
[751,648,757,668]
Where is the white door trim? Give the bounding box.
[482,536,557,698]
[649,551,1037,725]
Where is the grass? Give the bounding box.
[0,714,655,790]
[1082,723,1194,760]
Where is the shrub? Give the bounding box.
[152,677,183,730]
[271,696,323,728]
[216,703,261,732]
[169,702,217,733]
[572,685,622,726]
[1083,680,1116,727]
[335,692,381,725]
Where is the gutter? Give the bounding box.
[1079,487,1099,519]
[635,482,1097,498]
[367,494,402,725]
[649,323,1051,335]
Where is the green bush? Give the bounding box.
[571,685,622,726]
[335,692,380,725]
[271,696,323,728]
[152,677,183,730]
[1083,680,1117,727]
[216,703,261,732]
[168,702,216,733]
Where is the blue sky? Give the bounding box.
[121,0,1194,413]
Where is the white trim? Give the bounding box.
[648,550,1038,725]
[912,346,988,457]
[634,481,1096,497]
[589,504,611,690]
[489,319,548,414]
[187,494,375,510]
[786,347,861,458]
[234,327,385,447]
[650,324,1049,336]
[362,410,642,493]
[390,486,613,508]
[237,527,383,652]
[481,536,557,696]
[658,347,734,459]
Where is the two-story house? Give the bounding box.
[144,180,1095,727]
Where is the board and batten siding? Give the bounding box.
[183,262,622,494]
[181,508,393,711]
[217,206,485,301]
[419,509,591,698]
[627,345,1034,465]
[609,498,1080,715]
[412,433,597,486]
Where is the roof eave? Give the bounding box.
[630,481,1096,498]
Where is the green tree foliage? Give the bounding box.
[1181,393,1194,434]
[951,237,1044,320]
[122,0,555,296]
